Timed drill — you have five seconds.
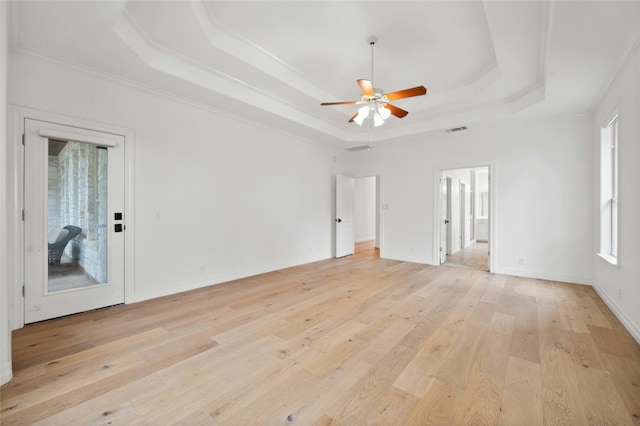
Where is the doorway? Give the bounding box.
[438,166,490,271]
[354,176,379,255]
[335,175,381,258]
[23,119,126,324]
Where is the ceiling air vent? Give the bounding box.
[445,126,468,133]
[346,145,373,152]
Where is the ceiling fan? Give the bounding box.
[321,36,427,127]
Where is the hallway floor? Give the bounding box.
[446,242,488,271]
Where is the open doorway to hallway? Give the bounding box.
[439,166,490,271]
[354,176,380,256]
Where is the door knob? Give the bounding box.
[336,218,342,223]
[444,219,449,224]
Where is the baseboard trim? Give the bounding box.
[492,266,591,286]
[1,361,12,385]
[592,284,640,345]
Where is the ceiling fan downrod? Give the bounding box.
[368,35,378,88]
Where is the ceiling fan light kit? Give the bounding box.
[321,36,427,128]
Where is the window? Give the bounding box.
[599,113,618,264]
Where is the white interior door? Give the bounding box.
[440,177,448,264]
[460,182,466,249]
[446,177,453,257]
[335,174,355,258]
[24,119,125,323]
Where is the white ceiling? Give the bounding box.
[9,1,640,149]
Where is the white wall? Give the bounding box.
[352,115,593,284]
[592,42,640,342]
[1,0,12,386]
[7,52,349,307]
[354,176,376,243]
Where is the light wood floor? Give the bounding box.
[446,242,489,271]
[2,246,640,425]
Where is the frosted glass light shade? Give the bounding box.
[373,110,385,127]
[379,105,391,119]
[353,105,369,126]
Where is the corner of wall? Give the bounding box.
[593,283,640,345]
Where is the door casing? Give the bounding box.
[23,119,126,323]
[434,163,494,272]
[7,106,135,330]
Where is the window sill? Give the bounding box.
[597,252,618,266]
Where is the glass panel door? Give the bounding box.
[24,118,125,324]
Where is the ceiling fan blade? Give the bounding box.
[348,111,359,123]
[384,103,409,118]
[385,86,427,101]
[321,101,358,106]
[357,79,375,97]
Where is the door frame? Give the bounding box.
[433,162,495,272]
[7,106,135,330]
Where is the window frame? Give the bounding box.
[598,111,619,265]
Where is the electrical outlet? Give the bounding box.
[618,288,622,301]
[518,258,524,265]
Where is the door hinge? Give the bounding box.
[22,285,25,297]
[22,133,25,145]
[22,209,25,221]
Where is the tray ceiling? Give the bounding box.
[10,1,640,148]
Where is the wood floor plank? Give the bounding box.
[354,316,416,366]
[452,370,503,425]
[2,245,639,425]
[588,324,636,358]
[221,368,322,425]
[206,345,322,422]
[470,311,515,382]
[366,386,419,425]
[403,377,463,425]
[432,316,489,390]
[499,356,542,425]
[509,295,540,364]
[575,364,634,426]
[292,358,373,425]
[392,286,477,396]
[600,353,640,424]
[540,345,588,425]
